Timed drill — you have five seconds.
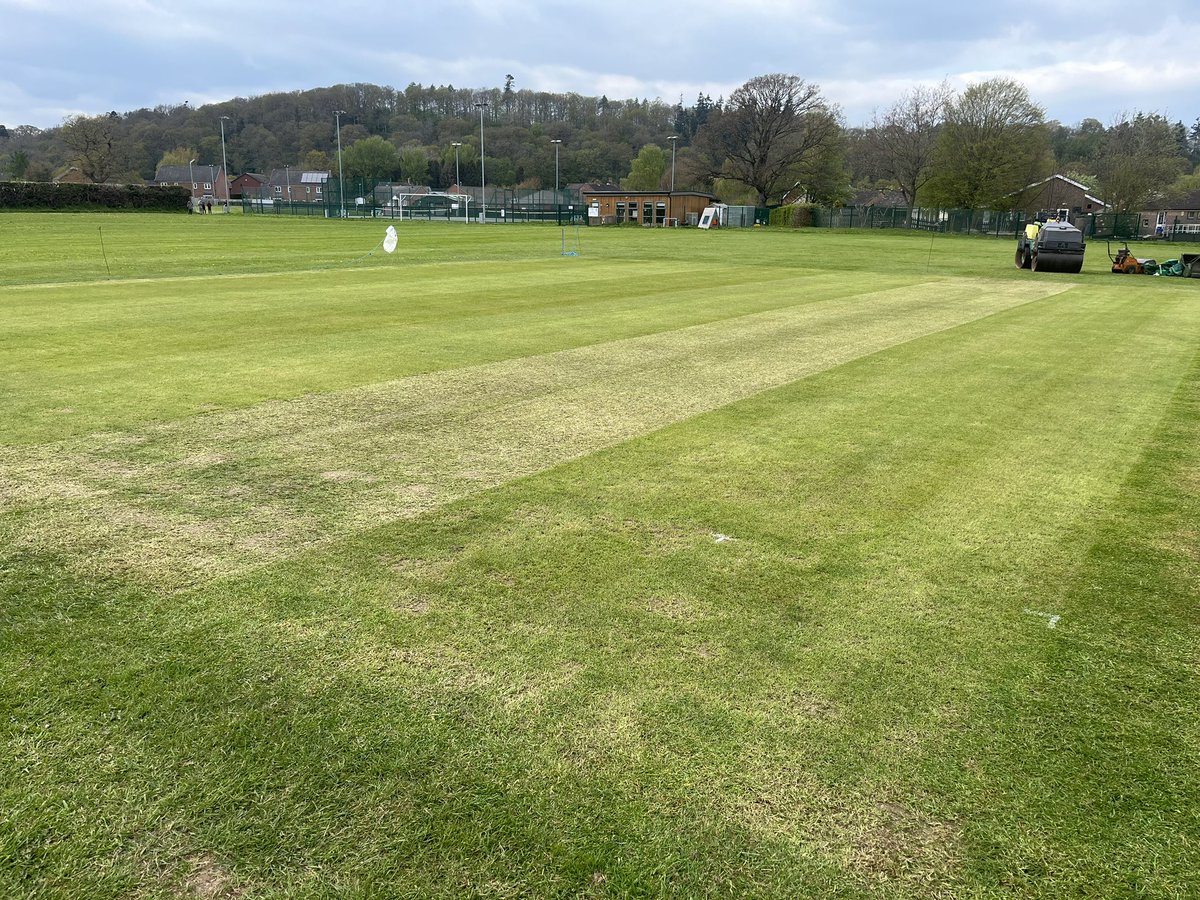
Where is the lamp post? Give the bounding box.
[188,158,196,204]
[667,135,678,226]
[451,141,463,222]
[550,138,563,225]
[475,100,489,223]
[334,109,346,219]
[285,164,291,210]
[218,115,230,212]
[550,138,562,193]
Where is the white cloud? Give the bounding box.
[0,0,1196,129]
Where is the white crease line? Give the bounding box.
[1023,608,1061,628]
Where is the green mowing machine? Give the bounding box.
[1107,243,1200,278]
[1158,254,1200,277]
[1015,211,1086,274]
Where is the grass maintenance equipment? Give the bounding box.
[1152,253,1200,278]
[1106,241,1158,275]
[1015,212,1086,274]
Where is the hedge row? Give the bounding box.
[768,203,817,228]
[0,182,190,211]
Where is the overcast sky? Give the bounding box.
[2,0,1196,131]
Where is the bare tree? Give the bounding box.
[867,82,952,211]
[60,113,121,183]
[694,74,842,206]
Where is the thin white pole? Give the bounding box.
[334,110,346,218]
[476,101,489,223]
[219,116,230,212]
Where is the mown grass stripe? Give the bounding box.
[75,287,1193,896]
[1,278,1064,587]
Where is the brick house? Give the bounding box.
[1139,189,1200,239]
[266,169,329,203]
[151,164,229,202]
[229,172,266,199]
[1017,174,1105,218]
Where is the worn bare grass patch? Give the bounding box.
[611,516,698,555]
[127,829,245,899]
[843,800,963,891]
[646,593,705,620]
[734,778,962,893]
[787,691,840,721]
[183,852,240,899]
[392,595,430,616]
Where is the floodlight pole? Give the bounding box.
[334,109,346,219]
[188,158,196,203]
[550,138,562,223]
[219,116,230,212]
[668,135,678,226]
[550,139,562,193]
[285,164,291,210]
[451,141,463,222]
[475,101,489,223]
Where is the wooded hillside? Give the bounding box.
[2,77,1198,211]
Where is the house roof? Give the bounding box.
[1153,188,1200,211]
[852,188,908,207]
[154,164,223,183]
[54,166,90,184]
[377,183,430,194]
[267,169,329,186]
[1021,173,1105,207]
[581,189,715,198]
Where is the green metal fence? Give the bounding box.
[241,198,331,217]
[1085,213,1143,239]
[810,206,1026,236]
[723,205,771,227]
[799,206,1189,241]
[239,186,1199,244]
[242,179,585,224]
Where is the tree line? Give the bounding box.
[2,75,1198,212]
[847,80,1200,212]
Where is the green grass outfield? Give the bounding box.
[1,213,1197,898]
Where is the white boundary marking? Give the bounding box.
[1023,608,1061,628]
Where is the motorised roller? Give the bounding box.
[1015,213,1086,274]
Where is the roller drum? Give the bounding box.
[1031,251,1084,274]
